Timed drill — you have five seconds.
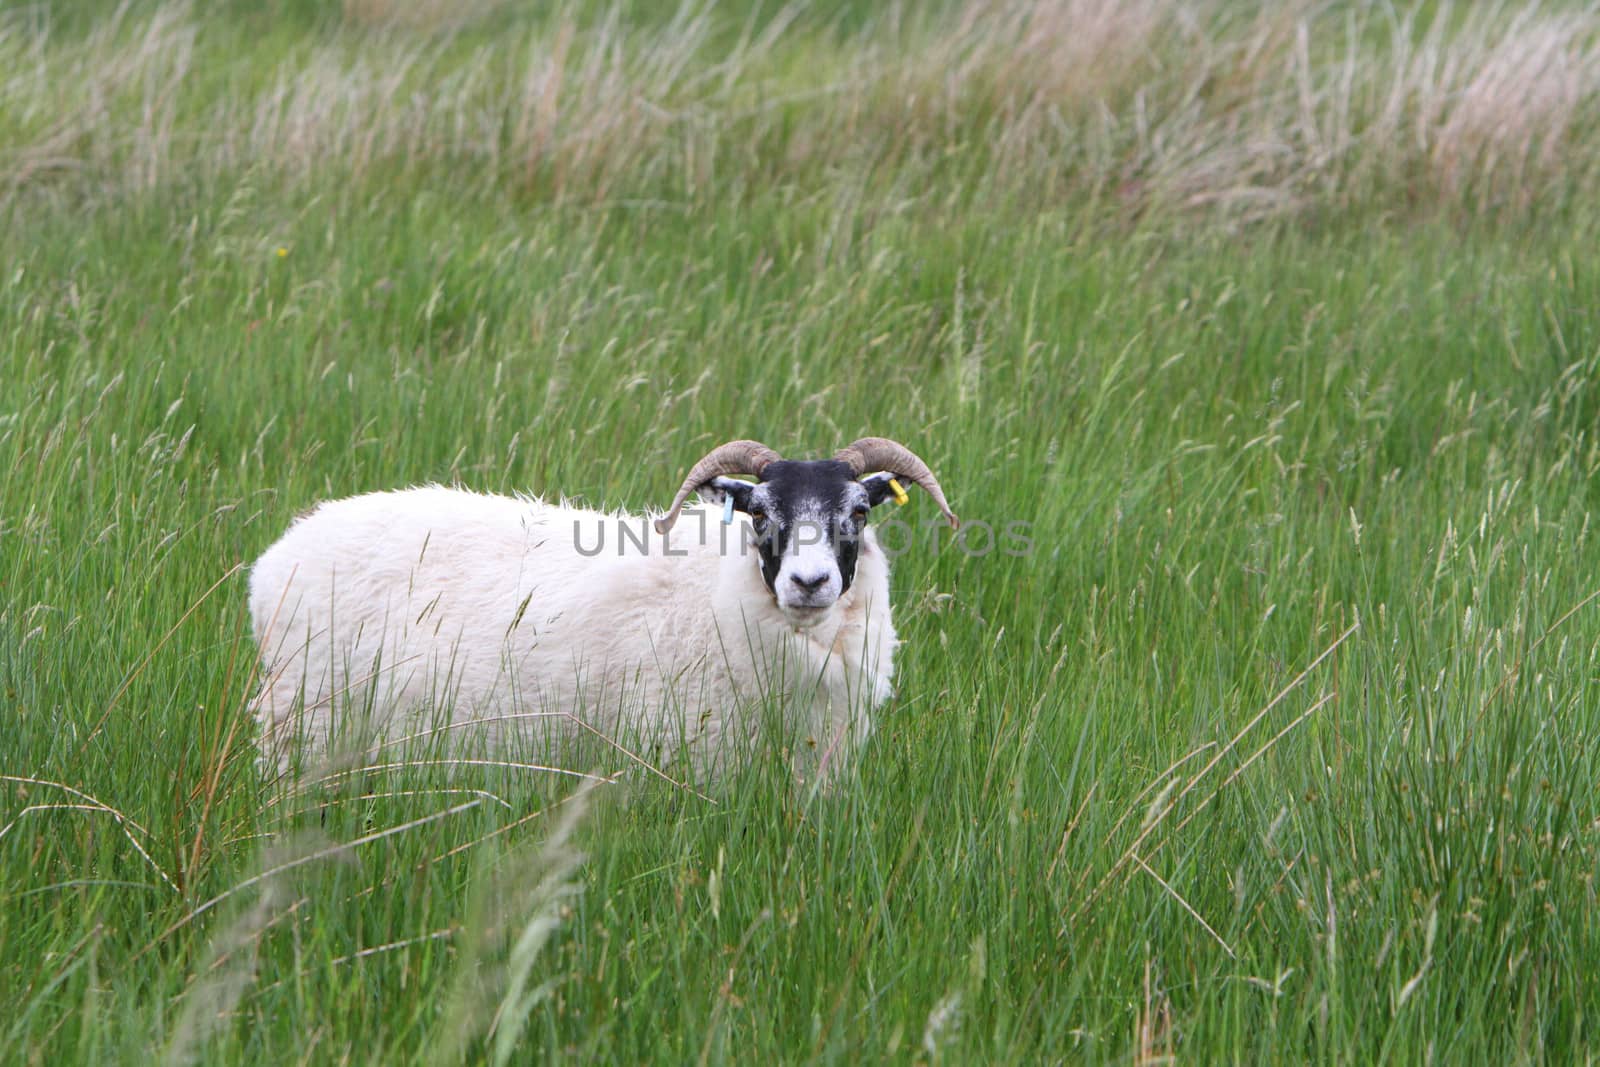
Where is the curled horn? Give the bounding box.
[835,437,959,529]
[655,439,783,535]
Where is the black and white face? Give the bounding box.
[706,460,901,629]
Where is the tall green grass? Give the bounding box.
[4,1,1600,1062]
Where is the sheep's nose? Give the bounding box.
[790,572,828,594]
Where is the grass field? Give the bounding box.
[4,0,1600,1061]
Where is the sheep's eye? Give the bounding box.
[749,507,767,522]
[851,507,869,523]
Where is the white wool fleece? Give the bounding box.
[248,486,897,783]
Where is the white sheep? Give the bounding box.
[248,437,958,784]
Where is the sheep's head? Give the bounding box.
[655,438,958,629]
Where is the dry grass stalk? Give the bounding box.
[4,1,1598,219]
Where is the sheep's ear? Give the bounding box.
[860,472,901,509]
[704,476,758,512]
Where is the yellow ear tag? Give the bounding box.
[722,495,735,525]
[888,478,910,507]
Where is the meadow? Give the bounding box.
[4,0,1600,1061]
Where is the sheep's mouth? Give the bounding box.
[780,603,831,630]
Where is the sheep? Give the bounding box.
[248,437,958,784]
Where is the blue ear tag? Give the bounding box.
[722,495,735,525]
